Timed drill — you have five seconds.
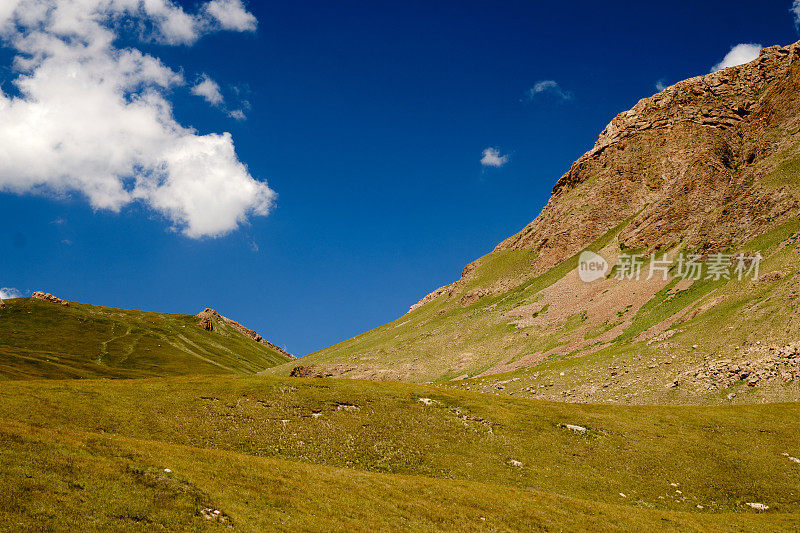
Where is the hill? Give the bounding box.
[268,41,800,405]
[2,375,799,530]
[0,296,293,379]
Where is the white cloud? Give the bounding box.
[710,43,763,72]
[0,0,272,238]
[526,80,572,101]
[655,79,668,92]
[481,147,509,168]
[192,76,250,120]
[228,109,247,121]
[205,0,258,32]
[136,0,201,44]
[0,287,24,299]
[192,74,224,106]
[794,0,800,25]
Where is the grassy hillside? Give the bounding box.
[0,298,292,379]
[1,375,799,530]
[269,218,800,405]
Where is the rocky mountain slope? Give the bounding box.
[197,307,296,360]
[0,295,293,379]
[270,40,800,405]
[415,40,800,309]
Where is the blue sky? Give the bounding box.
[1,0,799,356]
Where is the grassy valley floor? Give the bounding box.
[2,375,799,531]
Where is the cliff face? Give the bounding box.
[415,41,800,309]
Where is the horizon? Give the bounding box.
[2,0,800,356]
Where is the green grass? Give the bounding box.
[1,375,799,530]
[0,298,292,379]
[460,248,539,294]
[762,142,800,190]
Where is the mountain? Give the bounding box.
[0,294,293,379]
[270,41,800,405]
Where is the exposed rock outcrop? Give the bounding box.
[289,364,335,378]
[197,308,296,359]
[409,261,479,312]
[677,342,800,390]
[198,314,214,331]
[31,291,70,307]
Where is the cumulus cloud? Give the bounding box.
[481,147,509,168]
[192,74,224,106]
[204,0,258,32]
[655,79,668,92]
[0,287,24,299]
[794,0,800,25]
[526,80,572,101]
[0,0,273,238]
[710,43,763,72]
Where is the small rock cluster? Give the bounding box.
[782,452,800,464]
[559,423,588,434]
[679,342,800,390]
[647,330,676,346]
[746,502,769,511]
[200,508,229,523]
[31,291,69,307]
[289,364,336,378]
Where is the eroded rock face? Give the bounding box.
[414,41,800,309]
[196,308,296,359]
[31,291,70,307]
[198,314,214,331]
[498,43,800,258]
